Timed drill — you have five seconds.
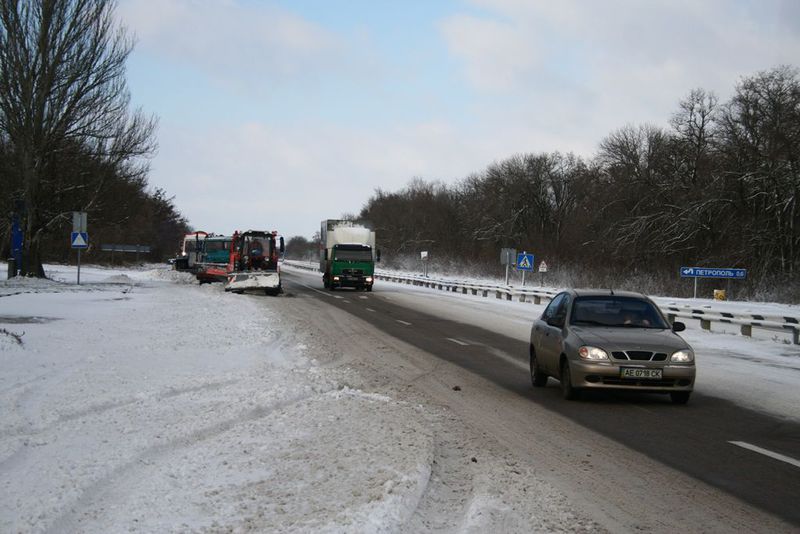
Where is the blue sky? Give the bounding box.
[119,0,800,239]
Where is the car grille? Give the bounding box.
[342,268,363,276]
[612,351,668,361]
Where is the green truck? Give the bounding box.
[320,220,379,291]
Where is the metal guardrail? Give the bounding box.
[282,260,800,344]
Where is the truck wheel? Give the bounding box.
[366,286,373,292]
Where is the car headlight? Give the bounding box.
[333,276,340,281]
[671,349,694,363]
[578,346,609,361]
[365,277,373,282]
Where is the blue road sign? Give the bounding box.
[680,266,747,279]
[517,253,535,271]
[71,232,89,249]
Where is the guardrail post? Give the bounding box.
[482,289,488,297]
[668,313,676,323]
[495,290,502,299]
[701,319,711,331]
[740,324,752,337]
[471,288,477,295]
[520,294,526,303]
[534,296,541,305]
[506,293,512,301]
[792,327,799,345]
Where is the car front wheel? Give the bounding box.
[560,360,580,400]
[530,347,548,387]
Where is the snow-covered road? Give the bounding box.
[0,265,604,533]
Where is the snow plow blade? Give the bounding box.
[225,271,281,294]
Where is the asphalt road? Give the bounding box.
[282,269,800,527]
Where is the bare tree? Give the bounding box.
[0,0,156,276]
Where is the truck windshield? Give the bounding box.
[334,247,372,262]
[205,241,229,252]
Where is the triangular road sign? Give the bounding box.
[71,232,88,248]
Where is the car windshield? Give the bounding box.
[570,296,668,329]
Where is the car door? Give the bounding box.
[534,293,567,373]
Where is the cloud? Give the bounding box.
[441,0,800,144]
[150,115,574,238]
[440,15,541,92]
[120,0,344,86]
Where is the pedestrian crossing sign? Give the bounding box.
[516,252,534,271]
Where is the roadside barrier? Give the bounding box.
[282,260,800,344]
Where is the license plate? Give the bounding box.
[620,368,662,380]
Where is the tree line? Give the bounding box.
[358,66,800,301]
[0,0,189,276]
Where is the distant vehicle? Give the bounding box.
[195,235,232,284]
[320,219,379,291]
[173,231,209,272]
[225,230,284,295]
[529,289,695,404]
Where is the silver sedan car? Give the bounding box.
[529,289,696,404]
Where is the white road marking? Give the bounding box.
[396,320,412,326]
[342,300,351,304]
[728,441,800,469]
[446,338,469,346]
[366,308,376,312]
[486,347,529,371]
[299,283,334,298]
[334,295,344,299]
[359,296,368,300]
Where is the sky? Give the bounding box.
[118,0,800,239]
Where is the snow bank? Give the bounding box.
[0,265,438,533]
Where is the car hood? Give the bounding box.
[570,326,690,352]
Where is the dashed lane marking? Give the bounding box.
[728,441,800,469]
[396,320,412,326]
[359,296,368,300]
[366,308,376,312]
[446,338,470,346]
[299,283,334,298]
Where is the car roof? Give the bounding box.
[567,288,647,299]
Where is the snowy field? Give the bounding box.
[0,263,602,533]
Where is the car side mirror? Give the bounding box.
[279,237,285,253]
[672,321,686,332]
[547,315,565,328]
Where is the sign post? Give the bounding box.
[538,260,548,287]
[420,251,429,277]
[679,267,747,299]
[516,252,534,286]
[500,248,516,285]
[72,212,88,285]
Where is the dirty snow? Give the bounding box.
[0,263,603,533]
